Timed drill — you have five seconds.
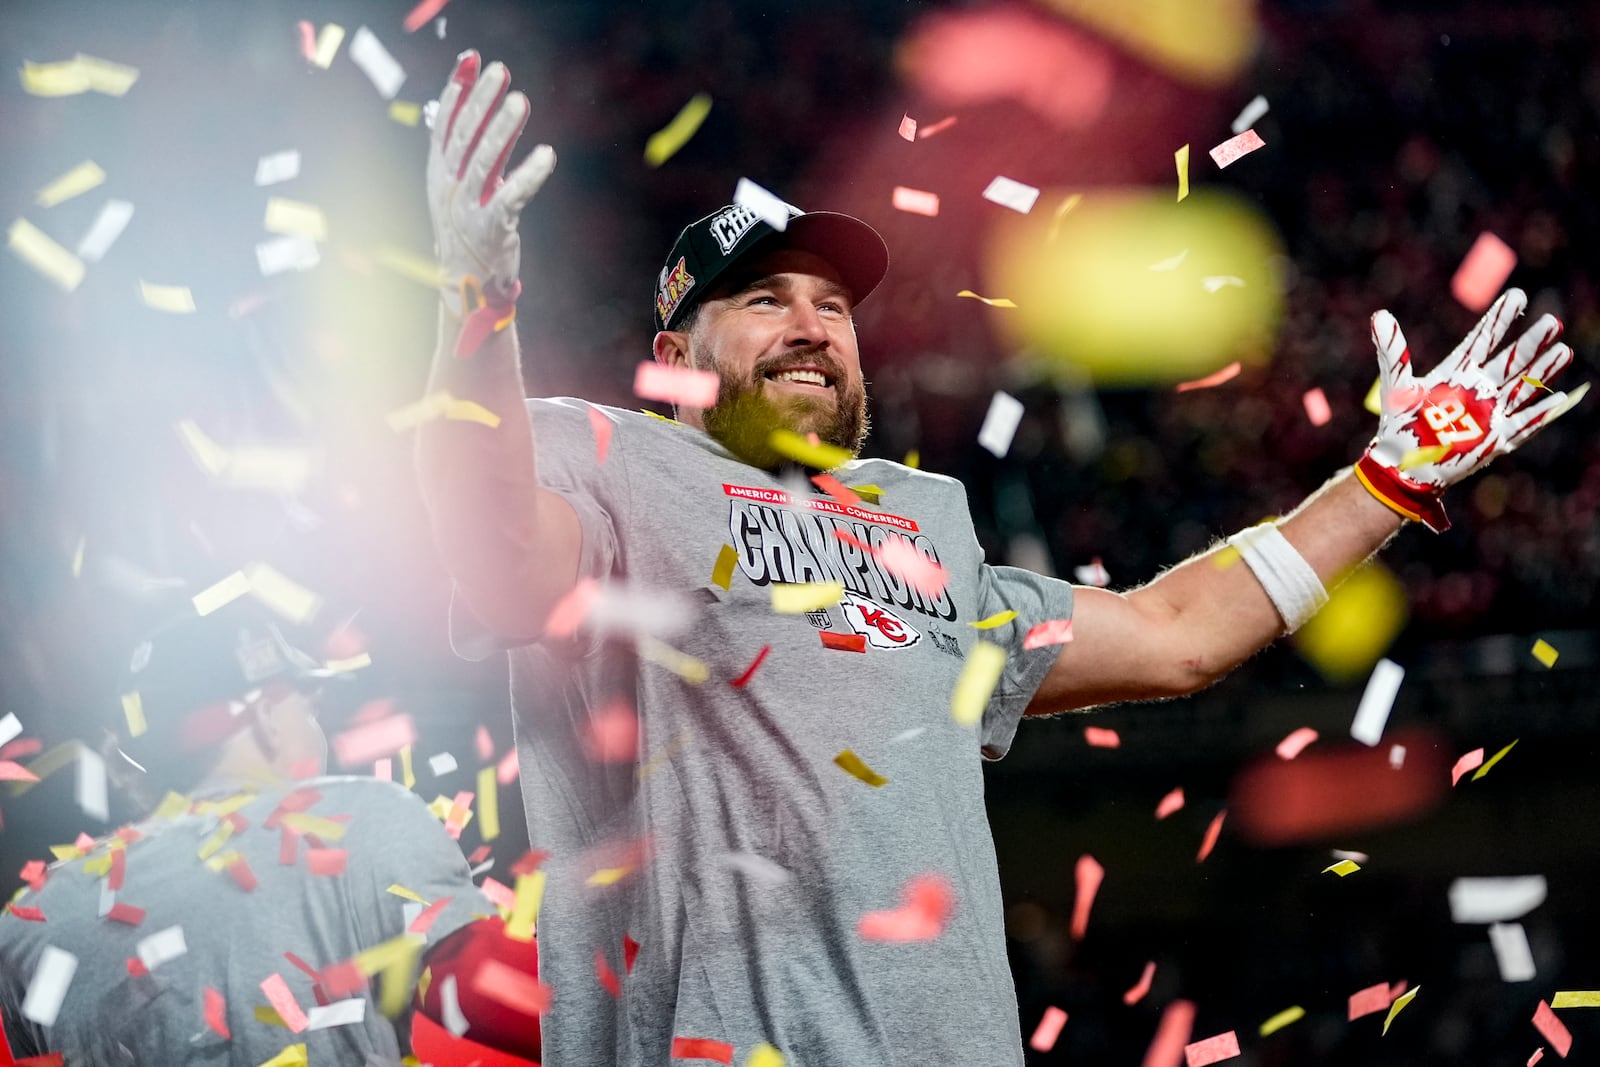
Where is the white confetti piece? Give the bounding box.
[256,235,320,276]
[732,177,793,232]
[1149,249,1188,272]
[977,391,1025,458]
[721,852,792,883]
[1449,876,1547,923]
[76,747,108,822]
[1489,922,1537,983]
[306,998,367,1029]
[21,946,77,1026]
[982,175,1040,214]
[0,712,22,749]
[440,975,469,1037]
[349,26,405,100]
[888,727,925,743]
[75,198,133,262]
[263,198,327,241]
[1201,275,1246,293]
[428,752,458,777]
[1230,94,1269,134]
[1350,657,1403,746]
[254,150,302,187]
[137,925,188,970]
[1389,744,1406,768]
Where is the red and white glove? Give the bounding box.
[1355,287,1583,532]
[426,52,556,334]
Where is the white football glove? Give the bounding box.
[1355,287,1583,531]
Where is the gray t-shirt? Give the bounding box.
[0,776,489,1065]
[460,399,1074,1067]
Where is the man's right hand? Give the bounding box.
[427,51,556,316]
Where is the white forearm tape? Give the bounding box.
[1225,523,1329,632]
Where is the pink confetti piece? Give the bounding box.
[0,738,43,760]
[898,114,917,141]
[1196,811,1226,863]
[402,0,452,33]
[543,577,600,639]
[0,761,40,783]
[496,747,520,785]
[1532,1000,1571,1058]
[858,874,954,942]
[331,715,417,768]
[1302,388,1332,426]
[1023,619,1073,649]
[1452,747,1486,786]
[296,20,317,62]
[587,402,614,464]
[1070,854,1103,940]
[1185,1031,1240,1067]
[1275,727,1318,760]
[1084,727,1121,748]
[873,537,949,598]
[583,702,639,763]
[227,855,258,892]
[73,834,94,852]
[1529,1047,1545,1066]
[474,725,494,762]
[20,860,47,891]
[278,827,300,867]
[892,186,941,217]
[633,362,719,409]
[1348,981,1393,1020]
[917,115,958,139]
[407,896,452,936]
[1450,232,1517,313]
[204,986,230,1038]
[1208,129,1265,168]
[670,1037,734,1063]
[729,645,771,688]
[472,958,552,1017]
[107,902,146,925]
[260,973,309,1033]
[1143,999,1197,1067]
[1030,1006,1069,1052]
[1175,361,1242,392]
[480,877,516,911]
[305,848,347,876]
[1123,961,1157,1005]
[1155,787,1185,820]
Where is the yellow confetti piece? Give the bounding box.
[744,1044,785,1067]
[354,933,425,978]
[245,562,321,623]
[194,792,255,818]
[379,940,420,1018]
[197,823,235,862]
[505,871,545,942]
[1322,859,1361,877]
[71,535,85,578]
[81,853,113,877]
[254,1006,289,1028]
[903,451,920,470]
[13,741,84,797]
[1211,544,1242,570]
[644,92,713,167]
[711,544,739,590]
[1382,985,1418,1035]
[951,641,1006,726]
[153,792,190,821]
[1047,193,1083,245]
[1520,374,1551,392]
[1471,738,1518,780]
[1175,143,1191,201]
[833,750,888,787]
[36,161,105,208]
[1363,376,1383,416]
[851,484,883,505]
[19,60,92,96]
[956,289,1018,308]
[1551,991,1600,1008]
[311,24,346,69]
[1531,639,1558,668]
[477,766,500,842]
[416,966,432,1005]
[969,610,1018,630]
[324,652,373,673]
[263,198,327,242]
[427,795,453,822]
[771,582,844,614]
[8,218,85,291]
[204,847,242,874]
[139,281,196,314]
[637,637,710,683]
[386,391,453,432]
[48,844,82,862]
[373,243,444,288]
[400,745,415,789]
[444,398,500,428]
[1258,1005,1305,1036]
[121,691,147,738]
[388,100,421,125]
[768,429,851,470]
[259,1043,309,1067]
[636,729,689,782]
[280,813,347,840]
[73,54,139,96]
[586,865,632,887]
[1399,444,1450,470]
[386,884,429,905]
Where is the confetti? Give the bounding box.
[637,637,710,683]
[1144,1000,1197,1067]
[1450,232,1517,313]
[671,1037,734,1063]
[306,848,347,876]
[587,403,614,463]
[634,362,719,408]
[1023,619,1073,649]
[820,631,866,653]
[258,1044,308,1067]
[67,197,129,264]
[1323,860,1361,877]
[138,281,196,314]
[1532,1000,1572,1058]
[254,150,301,187]
[955,289,1018,308]
[732,177,793,232]
[402,0,453,33]
[1348,981,1394,1020]
[256,235,320,276]
[811,473,861,507]
[306,23,345,68]
[263,198,327,241]
[744,1044,784,1067]
[1149,250,1188,271]
[1381,986,1420,1035]
[1196,811,1226,862]
[497,746,519,784]
[1175,361,1242,392]
[858,873,953,941]
[583,703,639,762]
[245,563,320,623]
[505,870,545,942]
[348,26,405,99]
[75,54,140,94]
[372,243,442,288]
[36,161,105,208]
[977,391,1025,457]
[1450,875,1547,923]
[1074,559,1110,586]
[951,641,1006,726]
[772,582,843,614]
[1184,1030,1240,1066]
[644,94,713,168]
[1155,787,1184,819]
[1258,1005,1304,1036]
[729,645,770,688]
[1351,657,1404,746]
[204,986,230,1038]
[768,429,851,469]
[331,714,417,768]
[970,611,1017,630]
[1030,1006,1069,1052]
[76,748,108,822]
[1084,727,1120,748]
[1275,727,1318,760]
[1209,129,1265,168]
[0,713,21,749]
[1488,921,1538,983]
[722,852,790,883]
[261,973,310,1033]
[1389,744,1407,768]
[1302,388,1332,426]
[21,947,77,1026]
[1070,854,1103,940]
[898,114,918,140]
[306,998,366,1030]
[833,750,888,788]
[1121,961,1157,1005]
[891,186,940,217]
[388,101,421,126]
[1175,143,1190,201]
[1530,639,1558,668]
[1047,192,1083,243]
[1473,739,1518,781]
[19,60,91,96]
[471,958,551,1016]
[982,176,1041,214]
[1205,275,1247,293]
[427,752,457,777]
[1399,444,1450,470]
[137,925,187,970]
[918,115,958,138]
[873,537,949,598]
[8,218,85,291]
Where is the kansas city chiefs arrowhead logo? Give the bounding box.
[840,592,921,650]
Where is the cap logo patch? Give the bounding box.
[656,256,696,324]
[708,204,766,254]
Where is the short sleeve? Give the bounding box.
[974,564,1075,760]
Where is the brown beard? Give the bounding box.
[696,347,870,470]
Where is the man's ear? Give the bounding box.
[653,329,691,368]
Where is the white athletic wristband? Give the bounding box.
[1225,523,1329,632]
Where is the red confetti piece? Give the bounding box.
[858,873,954,942]
[820,631,867,653]
[1532,1000,1571,1058]
[1155,787,1185,820]
[1451,232,1517,313]
[1023,619,1073,649]
[543,578,599,639]
[1275,727,1318,760]
[595,950,622,997]
[283,952,321,983]
[20,860,47,892]
[332,715,417,768]
[1030,1006,1069,1052]
[107,902,146,925]
[671,1037,734,1063]
[8,904,44,922]
[583,703,639,763]
[408,896,452,936]
[496,747,520,785]
[475,725,494,762]
[623,934,640,974]
[321,961,365,999]
[1208,129,1265,168]
[260,973,309,1033]
[587,402,614,464]
[891,186,941,217]
[1452,748,1486,786]
[634,362,719,408]
[1084,727,1120,749]
[108,848,126,891]
[510,850,550,877]
[0,761,39,783]
[73,833,95,851]
[1070,854,1103,940]
[126,958,148,977]
[1348,981,1393,1020]
[204,986,230,1038]
[1184,1030,1241,1066]
[1530,1047,1545,1066]
[0,738,43,760]
[467,845,492,866]
[1175,362,1242,392]
[481,877,516,911]
[917,115,958,139]
[1302,388,1332,426]
[897,114,917,141]
[296,20,317,62]
[729,645,771,688]
[1143,999,1196,1067]
[472,958,552,1016]
[306,849,348,876]
[402,0,452,33]
[279,827,301,867]
[811,472,861,507]
[1196,811,1226,863]
[1123,960,1157,1005]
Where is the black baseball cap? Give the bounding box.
[653,202,890,332]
